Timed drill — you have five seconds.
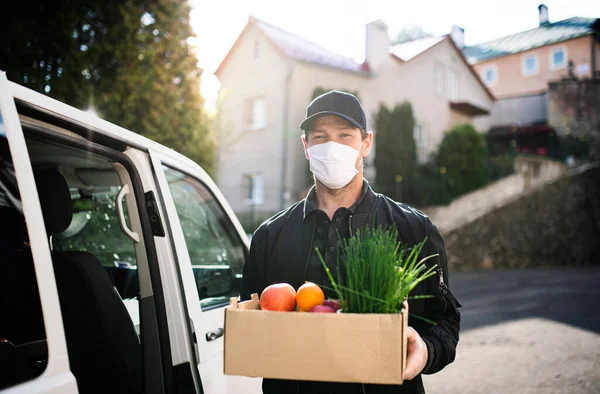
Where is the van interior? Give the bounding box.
[1,130,145,393]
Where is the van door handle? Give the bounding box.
[205,328,224,342]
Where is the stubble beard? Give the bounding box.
[314,171,362,197]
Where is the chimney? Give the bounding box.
[450,25,465,49]
[538,4,549,25]
[366,20,389,72]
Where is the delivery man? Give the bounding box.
[241,90,461,394]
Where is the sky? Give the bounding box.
[189,0,600,112]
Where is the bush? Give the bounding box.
[412,124,515,208]
[437,124,488,197]
[412,161,452,207]
[487,154,515,182]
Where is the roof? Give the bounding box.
[450,101,490,116]
[215,16,369,76]
[389,36,445,61]
[464,17,600,64]
[215,16,494,100]
[389,35,495,100]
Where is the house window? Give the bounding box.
[434,63,445,97]
[243,173,264,205]
[253,40,260,59]
[522,55,538,76]
[447,70,459,100]
[414,124,427,148]
[247,98,266,129]
[414,124,428,162]
[482,65,497,86]
[550,47,567,69]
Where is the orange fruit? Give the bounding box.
[296,282,325,312]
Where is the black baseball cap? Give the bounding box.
[300,90,367,131]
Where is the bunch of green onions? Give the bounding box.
[317,226,438,316]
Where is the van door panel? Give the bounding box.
[149,150,262,394]
[0,72,77,393]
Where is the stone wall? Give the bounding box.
[548,78,600,161]
[442,164,600,271]
[422,156,566,234]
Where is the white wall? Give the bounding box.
[216,25,294,215]
[475,93,547,132]
[362,38,493,165]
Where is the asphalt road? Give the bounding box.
[423,266,600,394]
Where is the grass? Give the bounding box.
[316,226,438,316]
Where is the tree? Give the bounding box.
[0,0,214,174]
[122,0,215,174]
[373,102,417,202]
[393,25,432,44]
[437,124,488,197]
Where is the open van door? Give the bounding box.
[2,74,180,394]
[0,72,78,393]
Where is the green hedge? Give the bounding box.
[411,124,515,208]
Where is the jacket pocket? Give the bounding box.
[439,288,461,320]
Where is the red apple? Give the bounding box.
[260,283,296,312]
[309,304,336,313]
[323,299,342,311]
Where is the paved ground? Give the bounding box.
[424,266,600,394]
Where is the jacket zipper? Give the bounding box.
[438,267,448,294]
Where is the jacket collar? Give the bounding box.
[302,179,376,220]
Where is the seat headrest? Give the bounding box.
[34,169,72,235]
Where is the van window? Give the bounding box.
[25,138,141,304]
[0,113,48,389]
[162,166,245,309]
[52,186,137,268]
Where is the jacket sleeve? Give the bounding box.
[240,225,268,301]
[419,219,462,375]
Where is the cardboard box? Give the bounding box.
[224,294,408,385]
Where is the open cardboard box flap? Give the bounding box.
[224,294,408,385]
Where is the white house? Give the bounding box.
[214,16,494,221]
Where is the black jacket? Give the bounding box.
[241,182,461,394]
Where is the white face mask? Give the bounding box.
[307,141,363,190]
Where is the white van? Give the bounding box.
[0,72,262,394]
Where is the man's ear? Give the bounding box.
[301,133,310,160]
[362,130,374,157]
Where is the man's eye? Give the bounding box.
[314,135,324,140]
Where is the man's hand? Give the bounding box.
[404,326,428,380]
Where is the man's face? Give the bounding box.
[302,115,373,169]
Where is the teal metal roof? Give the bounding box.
[463,17,600,64]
